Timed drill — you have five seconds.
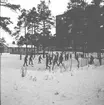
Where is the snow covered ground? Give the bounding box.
[1,53,104,105]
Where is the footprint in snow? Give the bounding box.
[54,92,59,95]
[33,77,37,81]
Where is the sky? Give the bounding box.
[1,0,92,44]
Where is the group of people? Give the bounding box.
[23,53,43,67]
[23,51,71,71]
[23,51,98,71]
[23,53,34,66]
[45,52,70,70]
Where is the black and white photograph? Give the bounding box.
[0,0,104,105]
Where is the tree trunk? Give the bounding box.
[43,20,46,58]
[70,53,72,71]
[82,44,85,58]
[20,46,22,60]
[18,46,22,60]
[74,44,77,59]
[34,45,35,58]
[87,52,89,67]
[26,44,28,55]
[43,45,45,58]
[37,45,39,55]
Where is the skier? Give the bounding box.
[23,54,28,66]
[38,55,42,63]
[97,53,102,65]
[58,52,66,71]
[29,54,33,66]
[75,53,80,68]
[52,54,58,70]
[49,53,53,65]
[70,53,72,59]
[69,53,72,71]
[66,53,69,60]
[65,52,67,61]
[56,52,59,66]
[89,55,94,65]
[46,53,50,69]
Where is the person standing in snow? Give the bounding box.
[89,55,94,65]
[49,53,53,65]
[65,52,67,61]
[75,53,80,68]
[29,54,33,66]
[56,52,59,66]
[70,53,72,59]
[46,53,50,69]
[69,53,73,71]
[66,53,69,60]
[58,52,66,70]
[52,54,58,70]
[38,55,42,63]
[23,54,28,66]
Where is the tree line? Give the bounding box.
[0,0,104,58]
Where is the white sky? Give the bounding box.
[1,0,92,44]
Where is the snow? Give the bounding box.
[1,53,104,105]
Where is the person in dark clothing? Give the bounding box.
[81,54,84,58]
[46,54,50,69]
[89,55,94,65]
[66,53,69,60]
[49,53,53,65]
[56,53,59,66]
[23,54,28,66]
[97,53,102,65]
[52,54,58,70]
[56,52,59,64]
[75,54,80,68]
[58,53,63,65]
[70,53,72,59]
[29,54,33,66]
[98,57,102,65]
[38,55,42,63]
[65,53,67,61]
[58,53,66,70]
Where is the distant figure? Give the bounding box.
[75,54,80,68]
[38,55,42,63]
[46,54,50,69]
[89,55,94,65]
[58,53,66,70]
[66,53,69,60]
[29,54,33,66]
[70,53,72,59]
[23,54,28,66]
[69,53,72,71]
[49,53,53,65]
[81,54,84,58]
[56,52,59,65]
[32,51,34,59]
[97,53,102,65]
[65,53,67,61]
[52,54,58,70]
[58,53,63,65]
